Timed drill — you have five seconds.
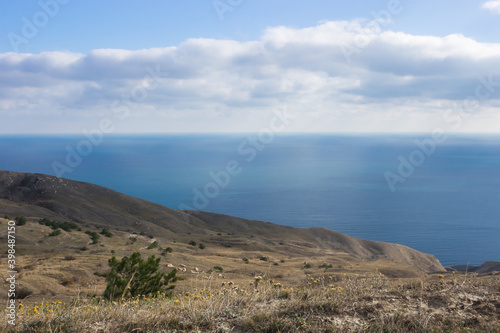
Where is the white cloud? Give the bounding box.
[483,0,500,14]
[1,20,500,133]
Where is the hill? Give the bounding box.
[1,171,499,332]
[0,170,444,273]
[447,261,500,274]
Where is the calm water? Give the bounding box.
[1,134,499,266]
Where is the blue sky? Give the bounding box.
[1,0,500,133]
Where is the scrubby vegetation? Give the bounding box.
[103,252,177,301]
[162,247,173,254]
[1,173,497,332]
[147,241,159,249]
[39,218,78,232]
[100,228,113,237]
[48,229,61,237]
[319,262,333,270]
[15,216,27,225]
[2,273,499,332]
[85,230,100,244]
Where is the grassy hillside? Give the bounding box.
[0,214,498,333]
[0,268,498,332]
[0,216,428,303]
[0,170,444,273]
[7,217,495,332]
[0,171,498,332]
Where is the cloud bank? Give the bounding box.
[1,20,500,133]
[483,0,500,14]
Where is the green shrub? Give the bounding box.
[319,263,333,270]
[242,257,249,264]
[213,266,223,272]
[260,256,269,261]
[100,228,113,237]
[189,240,196,246]
[103,252,177,301]
[39,218,78,231]
[198,243,205,250]
[15,216,27,226]
[304,263,312,269]
[161,247,173,256]
[129,237,137,243]
[147,241,159,249]
[85,231,100,244]
[49,229,61,237]
[4,215,10,220]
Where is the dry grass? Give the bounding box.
[1,272,499,332]
[0,218,424,305]
[0,218,498,332]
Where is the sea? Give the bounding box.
[1,134,499,267]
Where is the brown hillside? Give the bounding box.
[0,170,444,273]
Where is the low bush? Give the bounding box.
[147,241,159,249]
[319,263,333,270]
[104,252,177,301]
[100,228,113,237]
[39,218,78,231]
[49,229,61,237]
[15,216,27,225]
[85,231,100,244]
